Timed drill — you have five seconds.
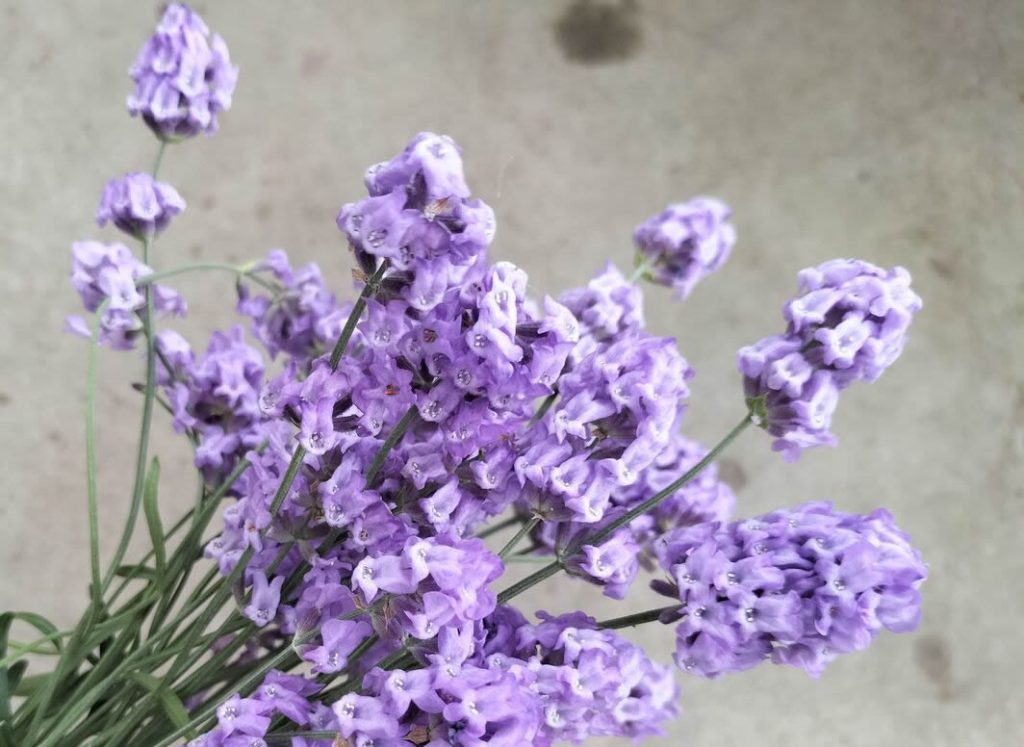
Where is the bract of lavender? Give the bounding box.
[0,4,927,747]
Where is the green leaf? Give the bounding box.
[143,458,166,579]
[128,672,192,737]
[0,721,16,747]
[6,663,26,697]
[113,564,158,581]
[0,611,62,719]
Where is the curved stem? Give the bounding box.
[136,262,278,293]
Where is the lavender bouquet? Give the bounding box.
[0,5,928,746]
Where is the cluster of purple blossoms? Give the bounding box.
[328,611,678,746]
[514,277,693,525]
[186,670,334,747]
[68,11,928,737]
[563,430,739,599]
[633,197,736,298]
[352,534,503,640]
[127,2,238,140]
[652,501,927,678]
[739,259,922,460]
[96,172,185,238]
[66,241,185,349]
[236,249,346,360]
[156,326,287,486]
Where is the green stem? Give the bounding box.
[531,391,558,424]
[629,254,658,283]
[85,303,107,607]
[499,516,540,559]
[152,140,168,176]
[365,404,419,485]
[597,605,682,630]
[572,414,752,551]
[137,262,279,293]
[329,260,390,368]
[264,732,339,743]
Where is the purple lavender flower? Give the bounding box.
[155,326,279,485]
[336,132,496,310]
[236,249,343,360]
[515,331,692,523]
[303,618,373,674]
[740,259,922,460]
[633,197,736,298]
[127,3,238,140]
[517,612,680,743]
[67,240,185,349]
[654,501,927,678]
[352,534,503,639]
[96,172,185,238]
[243,571,283,627]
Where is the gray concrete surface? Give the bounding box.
[2,1,1022,744]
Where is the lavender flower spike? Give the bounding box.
[654,501,927,678]
[633,197,736,297]
[67,240,185,349]
[127,3,238,140]
[97,172,185,239]
[740,259,921,460]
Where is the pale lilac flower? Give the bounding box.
[67,240,185,349]
[654,502,927,678]
[633,197,736,298]
[739,259,921,460]
[128,3,238,139]
[96,172,185,238]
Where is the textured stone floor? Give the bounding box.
[1,2,1022,745]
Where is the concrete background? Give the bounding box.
[2,1,1022,744]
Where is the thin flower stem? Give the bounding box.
[148,608,377,747]
[507,554,554,564]
[152,140,168,176]
[499,516,541,559]
[629,255,658,283]
[597,605,682,630]
[496,414,753,605]
[264,732,339,743]
[365,404,419,486]
[84,303,107,606]
[329,260,390,368]
[530,391,558,424]
[137,262,279,292]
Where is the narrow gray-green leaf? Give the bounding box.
[128,672,192,736]
[113,564,157,581]
[143,457,166,578]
